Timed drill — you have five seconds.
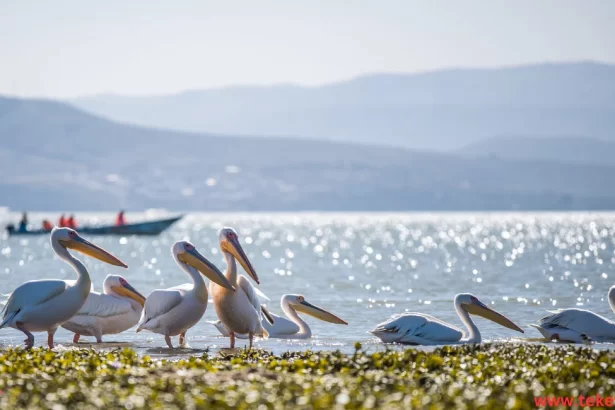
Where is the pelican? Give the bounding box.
[530,286,615,343]
[62,274,146,343]
[210,227,269,350]
[370,293,524,345]
[211,294,347,339]
[0,228,126,349]
[136,241,233,348]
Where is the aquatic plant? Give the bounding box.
[0,343,613,409]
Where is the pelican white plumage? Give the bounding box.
[62,274,146,343]
[136,241,233,348]
[211,294,347,339]
[210,227,269,349]
[530,286,615,343]
[370,293,524,345]
[0,228,127,349]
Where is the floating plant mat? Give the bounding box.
[0,343,614,409]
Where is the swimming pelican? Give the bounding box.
[0,228,127,349]
[530,286,615,343]
[211,294,347,339]
[370,293,524,345]
[210,227,269,350]
[136,241,233,348]
[62,274,146,343]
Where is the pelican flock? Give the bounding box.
[62,274,146,343]
[0,228,127,348]
[370,293,524,345]
[4,224,608,350]
[530,285,615,343]
[210,228,270,349]
[212,294,347,339]
[136,241,234,348]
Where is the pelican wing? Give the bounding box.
[371,312,463,344]
[537,308,615,340]
[263,311,300,336]
[238,275,261,314]
[73,292,135,319]
[138,289,182,326]
[1,280,67,324]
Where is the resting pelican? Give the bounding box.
[211,294,347,339]
[211,227,269,349]
[0,228,126,349]
[370,293,524,345]
[62,274,146,343]
[530,286,615,343]
[136,241,233,348]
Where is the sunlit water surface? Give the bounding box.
[1,212,615,357]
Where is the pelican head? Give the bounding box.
[104,274,146,306]
[172,241,234,291]
[286,294,348,325]
[53,227,127,268]
[219,227,259,284]
[456,293,523,333]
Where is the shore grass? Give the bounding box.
[0,343,614,409]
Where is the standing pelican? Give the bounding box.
[370,293,524,345]
[530,286,615,343]
[0,228,127,349]
[136,241,233,348]
[211,228,268,350]
[211,294,347,339]
[62,274,146,343]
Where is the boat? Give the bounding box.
[6,215,183,236]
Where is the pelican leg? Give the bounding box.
[248,332,254,351]
[47,328,57,349]
[93,329,103,343]
[73,333,81,343]
[179,331,186,347]
[16,321,34,349]
[165,335,174,349]
[230,332,235,349]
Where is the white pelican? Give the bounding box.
[370,293,524,345]
[0,228,126,349]
[211,294,347,339]
[530,286,615,343]
[211,227,269,350]
[136,241,233,348]
[62,274,146,343]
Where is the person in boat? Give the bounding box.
[42,219,54,231]
[18,212,28,232]
[67,214,77,229]
[115,210,126,226]
[58,214,67,227]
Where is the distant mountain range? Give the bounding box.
[70,62,615,150]
[3,94,615,211]
[460,136,615,166]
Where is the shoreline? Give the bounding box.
[0,343,613,409]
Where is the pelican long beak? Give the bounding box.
[61,235,127,268]
[221,237,259,284]
[464,299,524,333]
[293,300,348,325]
[178,248,234,291]
[111,283,146,306]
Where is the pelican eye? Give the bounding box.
[119,278,128,286]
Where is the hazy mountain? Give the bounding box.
[70,62,615,150]
[460,136,615,166]
[3,95,615,211]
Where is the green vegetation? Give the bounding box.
[0,343,613,409]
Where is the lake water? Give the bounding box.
[1,212,614,356]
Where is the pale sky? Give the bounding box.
[1,0,614,98]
